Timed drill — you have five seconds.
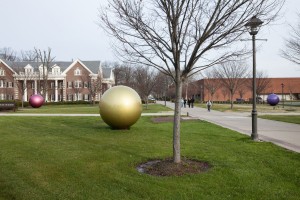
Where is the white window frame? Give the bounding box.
[8,82,13,88]
[74,68,81,76]
[68,82,72,88]
[74,80,81,88]
[0,80,4,88]
[0,68,5,76]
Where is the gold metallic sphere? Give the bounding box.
[99,85,142,129]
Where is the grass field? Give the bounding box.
[197,102,300,113]
[259,115,300,124]
[15,103,172,114]
[0,116,299,199]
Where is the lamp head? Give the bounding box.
[245,16,263,35]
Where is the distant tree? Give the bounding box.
[13,63,35,108]
[0,47,17,61]
[99,0,284,163]
[246,70,272,98]
[152,71,173,105]
[214,61,250,109]
[112,63,135,87]
[88,71,103,105]
[21,50,37,61]
[34,48,55,100]
[133,66,158,109]
[281,13,300,65]
[203,69,221,102]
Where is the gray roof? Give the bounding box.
[102,68,112,79]
[81,60,101,73]
[0,59,113,78]
[1,60,73,73]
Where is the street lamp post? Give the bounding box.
[245,16,263,141]
[281,83,284,108]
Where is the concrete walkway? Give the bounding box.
[157,101,300,153]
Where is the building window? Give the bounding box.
[77,93,82,101]
[0,68,5,76]
[8,82,13,88]
[58,82,63,89]
[50,94,55,101]
[7,94,13,100]
[31,82,35,89]
[0,80,4,88]
[52,67,61,75]
[84,94,89,101]
[74,68,81,76]
[50,82,55,89]
[68,82,72,88]
[68,94,73,101]
[74,80,82,88]
[84,82,88,88]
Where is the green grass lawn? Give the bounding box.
[259,115,300,124]
[15,103,172,114]
[0,116,299,199]
[196,103,300,113]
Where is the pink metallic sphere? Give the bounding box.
[29,94,44,108]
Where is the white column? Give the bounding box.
[24,80,28,101]
[34,80,37,94]
[55,80,58,102]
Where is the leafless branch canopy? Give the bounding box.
[99,0,284,83]
[281,13,300,65]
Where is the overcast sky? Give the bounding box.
[1,0,300,78]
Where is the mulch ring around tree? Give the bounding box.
[137,157,212,177]
[151,116,199,123]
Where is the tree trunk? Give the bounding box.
[230,91,233,109]
[173,80,182,163]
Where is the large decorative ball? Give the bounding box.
[99,85,142,129]
[29,94,44,108]
[267,93,280,106]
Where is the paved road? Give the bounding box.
[157,101,300,153]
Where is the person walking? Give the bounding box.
[187,98,191,108]
[190,96,195,108]
[183,98,187,108]
[206,100,212,112]
[181,98,184,107]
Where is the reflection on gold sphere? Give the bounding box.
[99,85,142,129]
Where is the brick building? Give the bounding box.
[0,59,115,102]
[193,77,300,102]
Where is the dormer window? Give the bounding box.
[0,68,5,76]
[39,65,47,75]
[74,68,81,76]
[25,65,34,74]
[52,66,61,75]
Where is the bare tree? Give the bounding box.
[213,61,250,109]
[112,63,135,87]
[246,70,271,98]
[133,66,158,109]
[88,72,103,105]
[203,69,221,102]
[99,0,284,163]
[21,50,37,62]
[281,13,300,65]
[34,48,55,100]
[12,63,35,108]
[152,71,173,105]
[0,47,17,61]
